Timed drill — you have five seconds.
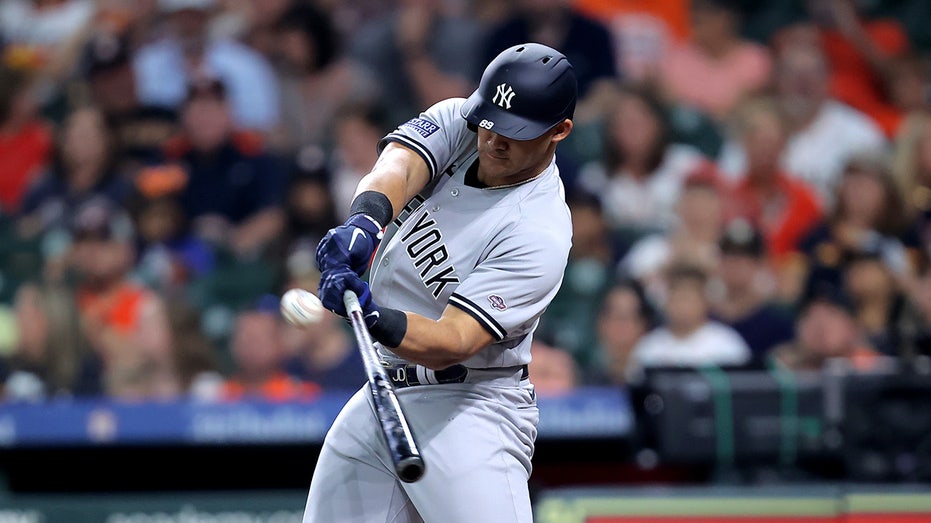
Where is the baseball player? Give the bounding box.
[305,43,577,522]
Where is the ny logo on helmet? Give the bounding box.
[493,83,515,109]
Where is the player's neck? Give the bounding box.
[474,153,555,189]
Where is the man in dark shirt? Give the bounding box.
[712,220,795,363]
[162,77,286,259]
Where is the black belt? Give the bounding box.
[382,363,529,389]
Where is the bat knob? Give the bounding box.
[396,456,426,483]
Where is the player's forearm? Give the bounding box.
[377,310,494,370]
[354,144,430,222]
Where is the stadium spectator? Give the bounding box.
[281,303,365,392]
[537,194,618,369]
[796,151,924,302]
[0,0,95,57]
[619,164,725,306]
[627,263,751,383]
[162,76,287,260]
[659,0,772,121]
[163,297,221,396]
[270,3,379,153]
[482,0,617,123]
[18,106,130,240]
[805,0,911,137]
[68,197,179,399]
[350,0,483,125]
[842,249,916,357]
[81,30,178,173]
[771,282,879,372]
[0,66,52,215]
[1,283,90,401]
[220,295,320,402]
[273,156,339,323]
[723,97,822,269]
[573,0,690,84]
[127,164,214,295]
[576,84,706,236]
[328,104,390,220]
[527,340,579,396]
[718,42,887,205]
[710,219,795,362]
[891,113,931,248]
[584,279,654,385]
[232,0,295,59]
[132,0,280,132]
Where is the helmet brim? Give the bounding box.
[460,92,558,141]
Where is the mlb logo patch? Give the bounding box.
[487,294,507,311]
[401,118,440,138]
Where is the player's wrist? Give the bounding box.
[345,213,384,241]
[368,307,407,348]
[349,191,393,232]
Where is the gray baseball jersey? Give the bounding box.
[369,97,572,369]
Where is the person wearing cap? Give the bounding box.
[710,219,795,362]
[83,31,178,174]
[306,43,576,521]
[161,75,287,260]
[67,197,178,399]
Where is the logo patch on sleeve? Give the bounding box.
[401,118,440,138]
[488,294,507,311]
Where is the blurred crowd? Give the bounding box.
[0,0,930,403]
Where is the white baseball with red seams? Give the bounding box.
[280,288,325,326]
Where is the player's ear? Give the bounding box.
[550,119,573,144]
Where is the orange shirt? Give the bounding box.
[221,372,321,402]
[727,173,822,263]
[77,281,151,335]
[573,0,690,40]
[821,19,908,137]
[0,120,52,213]
[573,0,690,80]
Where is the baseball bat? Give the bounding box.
[343,290,426,483]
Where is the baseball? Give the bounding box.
[280,288,325,326]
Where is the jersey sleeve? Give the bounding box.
[448,220,571,342]
[378,98,472,181]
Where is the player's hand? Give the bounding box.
[315,214,384,275]
[318,266,381,328]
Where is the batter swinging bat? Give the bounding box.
[343,290,426,483]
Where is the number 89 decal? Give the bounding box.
[478,119,495,129]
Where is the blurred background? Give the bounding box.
[0,0,930,521]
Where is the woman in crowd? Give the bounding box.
[18,106,129,239]
[576,84,706,239]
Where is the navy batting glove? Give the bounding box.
[315,214,384,275]
[318,266,381,327]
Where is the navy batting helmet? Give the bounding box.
[461,43,577,141]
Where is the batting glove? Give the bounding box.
[315,214,384,275]
[318,266,381,328]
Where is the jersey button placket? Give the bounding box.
[450,188,459,197]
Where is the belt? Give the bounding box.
[382,362,529,389]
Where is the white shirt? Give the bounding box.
[627,321,751,381]
[718,100,886,206]
[578,144,704,232]
[0,0,94,48]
